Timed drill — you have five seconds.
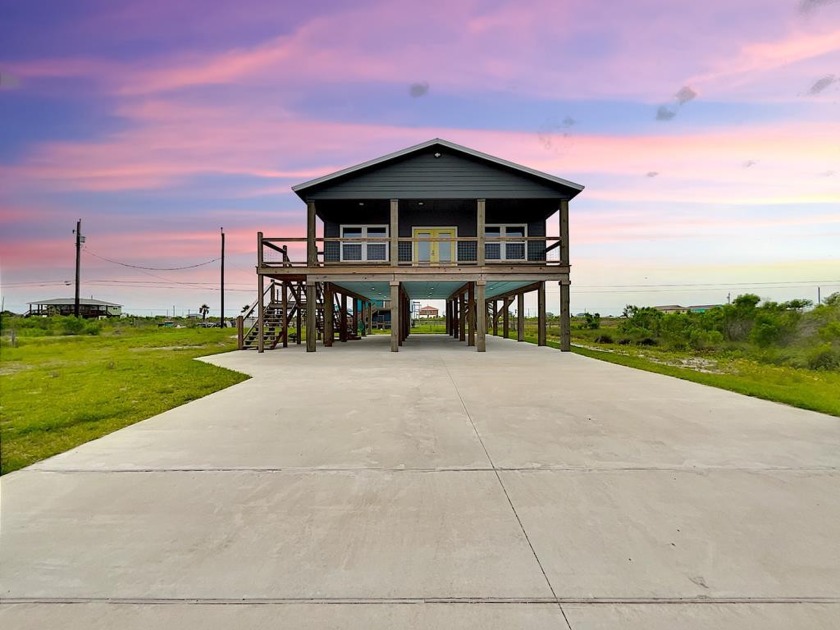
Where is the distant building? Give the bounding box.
[654,305,688,314]
[653,304,723,315]
[27,298,122,319]
[418,305,439,318]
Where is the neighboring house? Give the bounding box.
[418,305,439,318]
[653,304,724,315]
[245,138,583,352]
[27,298,122,318]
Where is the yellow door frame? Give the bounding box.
[413,227,457,264]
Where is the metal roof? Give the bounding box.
[29,298,122,307]
[292,138,584,198]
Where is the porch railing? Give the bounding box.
[259,235,564,267]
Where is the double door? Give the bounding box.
[413,227,456,264]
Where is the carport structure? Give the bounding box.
[245,138,583,352]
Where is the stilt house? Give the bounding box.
[243,139,583,352]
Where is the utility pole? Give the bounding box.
[220,227,225,328]
[73,219,83,317]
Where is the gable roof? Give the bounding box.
[292,138,584,201]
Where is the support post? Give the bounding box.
[459,293,466,342]
[257,273,265,353]
[560,280,571,351]
[390,199,399,266]
[295,283,302,344]
[324,283,333,347]
[503,297,510,339]
[476,281,486,352]
[340,293,348,342]
[236,315,244,349]
[476,199,486,266]
[306,281,316,352]
[537,282,547,346]
[492,301,498,336]
[467,282,475,347]
[281,282,288,347]
[307,201,317,266]
[559,199,570,266]
[517,292,525,342]
[390,281,400,352]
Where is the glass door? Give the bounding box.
[413,227,456,264]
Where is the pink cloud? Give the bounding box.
[11,0,832,104]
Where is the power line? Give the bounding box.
[83,248,221,270]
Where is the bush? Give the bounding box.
[594,334,613,344]
[59,316,86,335]
[806,344,840,371]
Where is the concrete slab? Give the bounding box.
[0,470,549,600]
[0,603,568,629]
[442,343,840,470]
[501,469,840,598]
[31,351,490,471]
[563,603,840,629]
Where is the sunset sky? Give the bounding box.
[1,0,839,317]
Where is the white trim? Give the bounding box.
[340,224,389,262]
[485,224,527,261]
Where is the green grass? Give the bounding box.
[569,345,840,417]
[0,325,248,474]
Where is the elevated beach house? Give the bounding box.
[243,139,583,352]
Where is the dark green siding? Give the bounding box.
[304,150,571,200]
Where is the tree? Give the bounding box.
[199,304,210,321]
[822,292,840,308]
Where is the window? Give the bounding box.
[340,225,389,262]
[485,224,526,261]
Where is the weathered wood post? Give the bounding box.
[476,280,486,352]
[281,282,288,348]
[390,199,399,266]
[324,283,333,347]
[517,292,525,342]
[390,281,400,352]
[237,315,244,350]
[559,199,571,352]
[537,281,547,346]
[257,272,265,353]
[305,281,316,352]
[459,292,467,342]
[295,282,302,345]
[560,280,571,351]
[467,282,475,347]
[476,199,486,266]
[340,293,348,342]
[502,297,510,339]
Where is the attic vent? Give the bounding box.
[433,152,441,158]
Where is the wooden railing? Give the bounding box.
[258,235,564,267]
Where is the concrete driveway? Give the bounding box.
[2,334,838,628]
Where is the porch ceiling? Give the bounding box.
[327,280,540,302]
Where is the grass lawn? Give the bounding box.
[0,326,248,474]
[570,344,840,417]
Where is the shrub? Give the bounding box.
[806,344,840,371]
[59,316,86,335]
[594,334,613,344]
